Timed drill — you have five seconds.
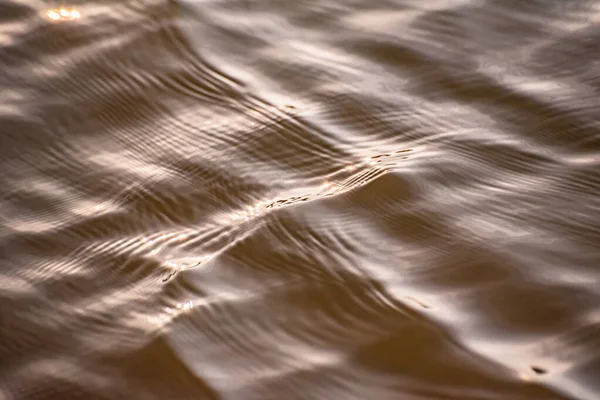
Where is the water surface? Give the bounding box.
[1,0,600,399]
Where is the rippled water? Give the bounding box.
[1,0,600,399]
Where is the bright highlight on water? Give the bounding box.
[46,8,81,21]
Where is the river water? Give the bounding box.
[1,0,599,399]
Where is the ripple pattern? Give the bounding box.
[1,0,599,399]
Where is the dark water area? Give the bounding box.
[1,0,600,399]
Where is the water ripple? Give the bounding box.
[0,0,599,399]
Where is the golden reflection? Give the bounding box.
[519,372,531,381]
[318,180,336,195]
[46,8,81,21]
[47,10,60,20]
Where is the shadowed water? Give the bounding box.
[1,0,599,399]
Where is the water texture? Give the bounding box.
[1,0,599,399]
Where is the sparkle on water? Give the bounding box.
[46,8,81,21]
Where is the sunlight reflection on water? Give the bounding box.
[46,8,80,21]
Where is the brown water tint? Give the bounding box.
[1,0,599,399]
